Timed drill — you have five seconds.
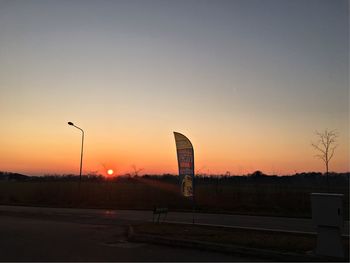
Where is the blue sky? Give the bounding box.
[0,0,348,175]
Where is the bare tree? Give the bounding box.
[311,129,338,189]
[131,165,144,177]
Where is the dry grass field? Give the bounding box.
[0,175,348,219]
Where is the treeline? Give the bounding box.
[0,170,349,184]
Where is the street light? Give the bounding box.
[68,121,84,183]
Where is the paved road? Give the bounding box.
[0,215,262,261]
[0,205,348,235]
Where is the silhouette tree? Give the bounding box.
[131,165,144,177]
[250,170,266,177]
[311,129,338,190]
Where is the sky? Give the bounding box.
[0,0,348,176]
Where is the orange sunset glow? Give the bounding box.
[0,2,349,262]
[0,0,348,177]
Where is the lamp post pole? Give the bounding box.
[68,122,84,183]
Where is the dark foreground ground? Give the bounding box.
[0,215,263,262]
[1,175,348,220]
[1,204,348,234]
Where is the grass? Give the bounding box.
[0,176,348,219]
[132,222,349,256]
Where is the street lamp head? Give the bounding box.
[68,122,74,126]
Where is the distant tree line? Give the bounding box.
[0,170,348,183]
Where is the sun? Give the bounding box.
[107,169,114,175]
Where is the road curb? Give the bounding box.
[163,220,350,238]
[127,226,345,262]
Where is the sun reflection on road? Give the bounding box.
[103,210,116,217]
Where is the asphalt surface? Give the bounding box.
[0,214,262,261]
[1,205,349,261]
[0,205,349,234]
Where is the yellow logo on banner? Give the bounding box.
[181,175,193,197]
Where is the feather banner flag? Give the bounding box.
[173,132,194,197]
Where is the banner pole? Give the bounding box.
[192,170,195,224]
[192,187,195,224]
